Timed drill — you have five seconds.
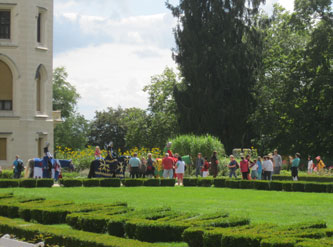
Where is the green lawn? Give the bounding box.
[1,186,332,226]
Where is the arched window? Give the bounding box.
[0,60,13,111]
[36,71,41,112]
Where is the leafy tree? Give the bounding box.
[88,107,127,152]
[167,0,265,154]
[54,113,89,150]
[53,67,80,119]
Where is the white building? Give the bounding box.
[0,0,59,167]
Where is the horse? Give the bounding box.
[88,155,129,179]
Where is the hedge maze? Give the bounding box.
[0,193,332,247]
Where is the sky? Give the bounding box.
[53,0,294,119]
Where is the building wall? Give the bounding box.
[0,0,54,167]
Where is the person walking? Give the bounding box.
[257,156,263,180]
[291,153,301,181]
[146,153,155,178]
[13,155,24,179]
[307,156,314,174]
[210,151,219,178]
[195,153,204,177]
[315,156,325,172]
[273,149,282,175]
[162,153,174,179]
[250,159,258,180]
[129,153,141,178]
[240,156,250,180]
[228,155,238,178]
[202,157,210,177]
[262,156,274,180]
[175,156,185,185]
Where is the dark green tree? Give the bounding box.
[167,0,265,154]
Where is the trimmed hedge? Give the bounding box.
[36,179,54,188]
[240,180,254,189]
[60,179,83,187]
[122,179,145,187]
[270,181,283,191]
[213,178,226,187]
[160,179,175,187]
[260,237,297,247]
[253,181,270,190]
[292,182,306,192]
[0,179,19,188]
[183,178,198,186]
[82,179,100,187]
[144,179,160,187]
[221,232,263,247]
[282,182,293,192]
[304,183,328,193]
[182,227,205,247]
[197,178,213,187]
[273,175,333,183]
[225,179,240,189]
[100,178,121,187]
[19,179,36,188]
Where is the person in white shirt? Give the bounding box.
[250,159,258,180]
[175,156,185,186]
[262,156,273,180]
[307,156,314,174]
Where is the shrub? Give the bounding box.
[168,134,225,161]
[122,179,144,187]
[282,182,293,192]
[182,227,206,247]
[239,180,254,189]
[213,178,226,187]
[100,178,121,187]
[221,232,263,247]
[183,178,198,187]
[82,179,100,187]
[143,179,160,187]
[36,179,54,188]
[304,183,328,193]
[160,179,175,187]
[292,182,306,192]
[0,179,19,188]
[197,178,213,187]
[60,179,83,187]
[260,237,297,247]
[107,216,127,237]
[19,179,36,188]
[203,228,227,247]
[0,170,13,179]
[225,179,240,189]
[253,180,270,190]
[270,181,283,191]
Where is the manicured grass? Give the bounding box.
[1,186,332,226]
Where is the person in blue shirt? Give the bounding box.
[13,155,24,178]
[257,156,263,180]
[291,153,301,181]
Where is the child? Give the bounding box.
[307,156,314,174]
[202,157,210,177]
[251,159,258,180]
[95,146,102,160]
[175,156,185,185]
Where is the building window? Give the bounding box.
[0,138,6,160]
[0,11,10,39]
[37,12,41,43]
[36,73,41,112]
[0,60,13,111]
[38,137,43,158]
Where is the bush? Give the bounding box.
[19,179,36,188]
[183,178,198,187]
[82,179,100,187]
[143,179,160,187]
[225,179,240,189]
[270,181,283,191]
[253,181,270,191]
[292,182,306,192]
[168,134,225,162]
[239,180,254,189]
[304,183,328,193]
[0,170,13,179]
[260,237,297,247]
[107,216,127,237]
[182,227,205,247]
[0,179,19,188]
[213,178,226,187]
[197,178,213,187]
[122,179,144,187]
[100,178,121,187]
[60,179,83,187]
[221,232,263,247]
[36,179,54,188]
[282,182,293,192]
[203,228,227,247]
[160,179,175,187]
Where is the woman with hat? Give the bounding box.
[316,156,325,172]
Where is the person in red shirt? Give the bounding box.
[162,153,174,179]
[240,156,249,180]
[202,157,210,177]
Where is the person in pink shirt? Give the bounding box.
[240,156,250,180]
[162,153,174,179]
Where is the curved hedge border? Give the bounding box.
[0,179,53,188]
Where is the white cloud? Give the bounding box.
[54,43,176,119]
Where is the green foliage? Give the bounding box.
[60,179,83,187]
[0,179,19,188]
[169,134,225,160]
[304,183,328,193]
[270,181,283,191]
[221,232,263,247]
[82,179,100,187]
[292,182,306,192]
[282,182,293,192]
[122,179,145,187]
[19,179,36,188]
[225,179,240,189]
[213,178,226,188]
[260,237,297,247]
[160,179,176,187]
[182,227,205,247]
[273,175,333,183]
[253,181,270,190]
[197,178,213,187]
[100,178,121,187]
[36,179,54,188]
[183,178,198,187]
[240,180,255,189]
[0,170,13,179]
[144,179,160,187]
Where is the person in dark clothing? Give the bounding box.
[146,153,155,178]
[210,151,219,178]
[195,153,204,177]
